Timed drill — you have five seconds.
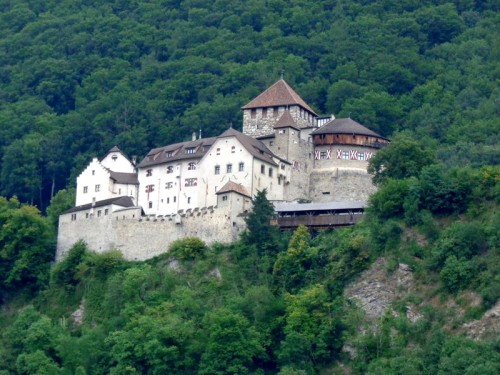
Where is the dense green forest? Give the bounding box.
[0,0,498,209]
[0,0,499,373]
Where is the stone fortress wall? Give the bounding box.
[57,204,246,261]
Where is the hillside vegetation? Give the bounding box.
[0,0,498,209]
[0,164,499,373]
[0,0,499,373]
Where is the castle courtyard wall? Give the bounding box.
[57,206,245,261]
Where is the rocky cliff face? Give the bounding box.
[345,258,419,322]
[344,257,499,340]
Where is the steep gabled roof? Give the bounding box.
[311,118,388,140]
[242,79,317,115]
[137,137,217,168]
[216,181,252,198]
[217,128,279,166]
[274,110,300,130]
[109,171,139,185]
[104,146,133,163]
[62,196,135,214]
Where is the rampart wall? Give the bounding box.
[57,206,245,261]
[309,169,376,202]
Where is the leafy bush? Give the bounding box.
[169,237,207,260]
[51,240,87,290]
[439,256,474,293]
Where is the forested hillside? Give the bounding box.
[0,1,499,373]
[0,0,498,209]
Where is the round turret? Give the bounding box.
[311,118,389,149]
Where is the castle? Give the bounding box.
[57,79,389,260]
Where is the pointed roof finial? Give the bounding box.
[229,122,233,129]
[280,70,284,80]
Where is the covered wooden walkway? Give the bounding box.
[273,201,366,230]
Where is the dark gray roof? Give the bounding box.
[62,196,135,214]
[109,171,139,185]
[274,201,367,213]
[105,146,134,163]
[274,110,300,130]
[216,181,252,198]
[311,118,388,140]
[137,137,217,168]
[218,128,279,167]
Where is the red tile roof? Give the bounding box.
[274,110,300,130]
[242,79,317,115]
[216,181,251,198]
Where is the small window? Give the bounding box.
[97,210,102,217]
[215,165,220,175]
[281,164,285,170]
[269,168,273,177]
[173,196,176,203]
[105,209,108,215]
[95,184,100,192]
[118,188,121,194]
[216,148,221,155]
[149,201,153,208]
[167,166,173,174]
[251,109,256,119]
[320,151,327,159]
[83,186,88,193]
[186,147,196,154]
[145,184,154,193]
[269,141,274,146]
[71,213,77,221]
[92,170,95,175]
[227,164,232,173]
[185,178,197,187]
[146,169,153,176]
[273,106,279,117]
[85,213,89,219]
[167,197,170,204]
[261,165,265,174]
[342,151,349,160]
[358,152,366,161]
[187,197,191,204]
[239,162,244,172]
[188,162,196,170]
[165,182,173,189]
[262,108,267,118]
[112,155,118,161]
[222,195,228,201]
[231,146,235,153]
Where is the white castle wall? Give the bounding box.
[57,206,246,261]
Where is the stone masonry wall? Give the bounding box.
[309,169,376,203]
[57,206,245,261]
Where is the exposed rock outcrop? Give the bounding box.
[462,300,500,340]
[345,258,418,321]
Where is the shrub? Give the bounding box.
[169,237,207,260]
[439,256,474,293]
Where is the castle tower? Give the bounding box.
[241,79,317,138]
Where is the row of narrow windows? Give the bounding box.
[250,107,313,122]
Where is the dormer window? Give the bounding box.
[186,147,196,154]
[166,151,173,158]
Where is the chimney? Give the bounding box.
[192,132,196,141]
[199,129,202,139]
[132,156,137,165]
